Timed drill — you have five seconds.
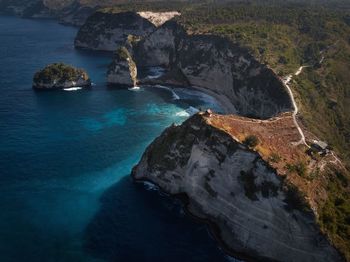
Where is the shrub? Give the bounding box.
[269,152,281,163]
[243,135,259,148]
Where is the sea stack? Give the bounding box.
[33,63,91,90]
[107,47,138,87]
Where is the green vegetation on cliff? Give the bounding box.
[175,2,350,171]
[34,63,88,84]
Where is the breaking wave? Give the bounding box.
[63,87,82,91]
[155,85,180,100]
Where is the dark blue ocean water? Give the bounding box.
[0,16,237,262]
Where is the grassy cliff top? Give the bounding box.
[203,112,350,261]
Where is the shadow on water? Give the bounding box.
[83,176,233,262]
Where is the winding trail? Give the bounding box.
[283,66,310,147]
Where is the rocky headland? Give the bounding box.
[33,63,91,89]
[132,112,343,262]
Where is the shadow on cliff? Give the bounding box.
[83,176,235,262]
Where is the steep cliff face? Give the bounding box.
[58,2,97,26]
[132,113,343,262]
[107,47,137,86]
[133,21,293,118]
[133,21,186,67]
[74,11,156,51]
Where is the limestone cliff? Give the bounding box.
[107,47,137,86]
[74,11,156,51]
[131,21,293,118]
[132,113,343,262]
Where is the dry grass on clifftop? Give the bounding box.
[202,112,350,260]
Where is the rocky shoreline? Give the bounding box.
[132,113,343,262]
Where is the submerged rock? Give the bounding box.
[132,113,343,262]
[107,47,137,87]
[74,10,156,51]
[33,63,91,89]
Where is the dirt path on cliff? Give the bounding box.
[283,66,310,147]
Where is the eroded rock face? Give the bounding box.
[74,11,156,51]
[132,113,342,262]
[58,2,97,26]
[107,47,137,86]
[133,21,293,118]
[133,21,186,67]
[33,63,91,89]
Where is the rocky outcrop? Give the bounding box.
[107,47,137,87]
[132,113,343,262]
[132,21,293,118]
[33,63,91,89]
[74,11,156,51]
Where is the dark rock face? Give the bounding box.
[132,21,293,118]
[33,63,91,89]
[133,20,186,67]
[74,11,156,51]
[58,2,98,27]
[132,113,343,262]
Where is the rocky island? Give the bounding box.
[33,63,91,90]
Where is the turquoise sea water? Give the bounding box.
[0,16,237,262]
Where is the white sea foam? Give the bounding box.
[175,110,190,117]
[186,106,200,115]
[128,86,141,91]
[63,87,82,91]
[143,181,159,191]
[155,85,180,100]
[175,88,223,112]
[176,106,200,117]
